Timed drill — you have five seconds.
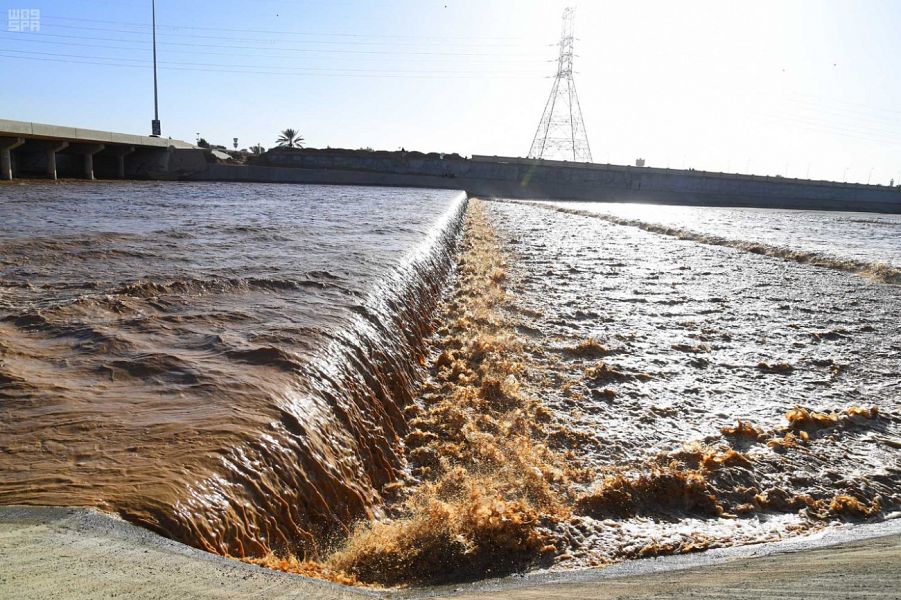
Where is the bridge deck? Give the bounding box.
[0,118,193,149]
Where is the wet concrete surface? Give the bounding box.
[2,506,899,599]
[432,531,901,600]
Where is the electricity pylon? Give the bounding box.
[527,7,592,163]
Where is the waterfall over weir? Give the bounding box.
[0,182,467,558]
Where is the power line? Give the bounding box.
[37,21,535,49]
[750,110,901,148]
[727,87,901,130]
[779,97,901,132]
[0,50,546,79]
[39,14,527,42]
[784,89,901,119]
[0,47,546,75]
[702,85,901,145]
[0,31,550,63]
[747,102,901,141]
[0,30,545,58]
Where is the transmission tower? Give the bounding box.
[527,7,592,163]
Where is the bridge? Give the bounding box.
[0,119,194,181]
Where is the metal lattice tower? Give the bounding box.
[527,7,592,163]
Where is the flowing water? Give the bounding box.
[1,184,898,586]
[0,182,466,556]
[543,201,901,267]
[482,198,900,568]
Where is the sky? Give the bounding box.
[1,0,900,184]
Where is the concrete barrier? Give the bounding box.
[179,157,901,214]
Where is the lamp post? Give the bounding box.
[150,0,161,136]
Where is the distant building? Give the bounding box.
[635,158,646,167]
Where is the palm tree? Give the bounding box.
[275,128,304,148]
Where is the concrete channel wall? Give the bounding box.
[180,150,901,214]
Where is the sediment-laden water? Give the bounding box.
[476,198,899,569]
[0,182,467,557]
[544,201,901,267]
[1,185,898,587]
[538,201,901,284]
[291,198,898,585]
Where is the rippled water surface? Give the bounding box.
[0,182,466,555]
[543,201,901,267]
[487,199,900,566]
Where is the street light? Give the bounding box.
[150,0,161,136]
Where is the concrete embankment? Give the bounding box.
[2,506,899,599]
[176,151,901,214]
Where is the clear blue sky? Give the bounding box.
[2,0,900,184]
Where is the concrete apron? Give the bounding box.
[1,506,899,600]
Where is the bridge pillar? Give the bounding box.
[0,137,25,180]
[106,146,135,178]
[46,141,69,180]
[77,144,105,180]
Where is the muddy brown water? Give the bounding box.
[0,182,466,557]
[0,183,898,581]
